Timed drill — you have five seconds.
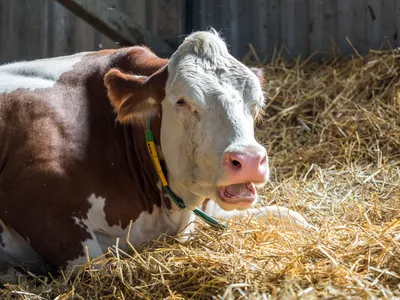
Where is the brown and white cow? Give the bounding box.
[0,30,309,282]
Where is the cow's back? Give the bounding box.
[0,52,89,94]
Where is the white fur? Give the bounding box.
[0,52,89,93]
[157,31,311,229]
[0,219,44,281]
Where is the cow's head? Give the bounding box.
[105,30,268,211]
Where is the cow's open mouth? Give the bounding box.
[218,182,257,203]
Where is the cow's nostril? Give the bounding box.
[260,155,267,165]
[231,159,241,168]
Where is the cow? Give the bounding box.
[0,30,310,283]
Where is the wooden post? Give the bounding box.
[55,0,174,57]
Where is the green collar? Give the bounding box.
[144,118,226,229]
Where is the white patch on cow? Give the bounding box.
[67,193,194,270]
[0,219,43,272]
[0,52,89,93]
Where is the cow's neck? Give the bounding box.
[144,116,226,229]
[121,113,200,234]
[122,114,168,209]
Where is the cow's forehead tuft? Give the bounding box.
[168,30,235,73]
[177,30,229,60]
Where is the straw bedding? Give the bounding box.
[1,49,399,299]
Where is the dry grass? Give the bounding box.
[1,49,400,299]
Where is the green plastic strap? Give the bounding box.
[193,208,227,229]
[146,117,152,131]
[145,130,154,142]
[163,186,186,209]
[145,117,154,142]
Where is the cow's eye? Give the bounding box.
[176,98,186,105]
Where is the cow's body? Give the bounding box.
[0,30,310,282]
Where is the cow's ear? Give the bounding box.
[104,66,168,124]
[249,67,264,86]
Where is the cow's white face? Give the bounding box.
[160,31,268,211]
[105,30,269,211]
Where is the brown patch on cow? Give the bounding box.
[0,84,94,270]
[0,46,170,270]
[201,198,211,212]
[104,46,167,76]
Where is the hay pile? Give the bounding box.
[2,50,400,299]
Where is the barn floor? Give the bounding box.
[1,50,400,299]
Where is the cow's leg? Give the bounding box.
[201,199,314,229]
[0,218,105,280]
[0,219,46,284]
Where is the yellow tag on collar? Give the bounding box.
[146,141,168,186]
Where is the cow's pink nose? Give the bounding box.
[224,148,268,183]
